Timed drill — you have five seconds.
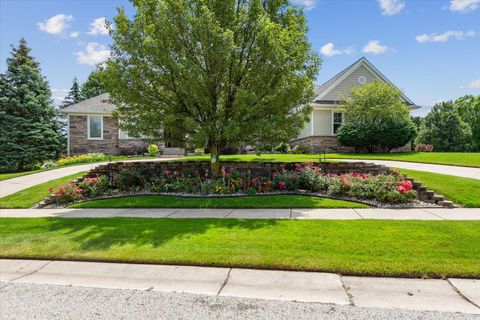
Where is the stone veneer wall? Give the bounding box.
[69,115,148,155]
[86,160,389,180]
[290,136,412,153]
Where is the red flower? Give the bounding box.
[397,186,406,193]
[279,181,286,190]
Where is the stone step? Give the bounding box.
[438,200,455,208]
[416,185,427,192]
[432,194,444,202]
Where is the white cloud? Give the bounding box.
[293,0,316,10]
[362,40,390,54]
[416,30,475,43]
[75,42,110,65]
[449,0,480,13]
[37,14,73,35]
[87,17,109,36]
[461,79,480,89]
[320,43,354,57]
[69,31,79,38]
[377,0,405,15]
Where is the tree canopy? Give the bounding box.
[337,80,415,153]
[106,0,320,175]
[80,66,108,100]
[0,38,63,171]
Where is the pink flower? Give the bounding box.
[397,186,406,193]
[279,181,286,190]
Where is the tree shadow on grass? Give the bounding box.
[46,218,278,252]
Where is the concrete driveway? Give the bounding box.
[331,159,480,180]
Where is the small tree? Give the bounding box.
[80,66,107,100]
[415,101,472,152]
[105,0,319,176]
[0,38,63,170]
[61,77,82,108]
[455,95,480,151]
[337,81,415,153]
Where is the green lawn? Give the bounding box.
[70,195,368,209]
[0,172,86,208]
[397,168,480,208]
[183,152,480,168]
[1,218,478,278]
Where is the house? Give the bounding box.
[290,57,420,152]
[61,57,419,156]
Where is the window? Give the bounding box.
[333,112,344,135]
[88,116,103,139]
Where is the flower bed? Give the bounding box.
[46,162,418,206]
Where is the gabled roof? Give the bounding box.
[60,93,116,114]
[313,57,419,109]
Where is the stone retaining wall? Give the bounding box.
[86,160,389,179]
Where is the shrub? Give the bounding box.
[290,145,308,154]
[338,80,415,153]
[114,168,145,191]
[49,183,83,204]
[57,153,108,166]
[147,144,159,156]
[274,142,291,154]
[77,176,109,198]
[41,160,58,169]
[415,144,433,152]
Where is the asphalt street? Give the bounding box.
[1,282,478,320]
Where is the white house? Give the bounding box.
[291,57,420,152]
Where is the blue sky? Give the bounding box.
[1,0,479,116]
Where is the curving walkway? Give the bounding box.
[331,159,480,180]
[0,158,179,198]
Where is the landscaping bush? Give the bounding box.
[147,144,159,156]
[290,145,308,154]
[49,183,83,204]
[57,153,109,166]
[274,142,291,154]
[415,144,433,152]
[77,176,109,198]
[337,81,415,153]
[114,168,145,191]
[41,160,58,169]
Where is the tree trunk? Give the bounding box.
[210,144,221,178]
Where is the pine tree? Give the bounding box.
[0,38,63,171]
[80,66,107,100]
[61,77,82,108]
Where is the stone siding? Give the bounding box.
[86,160,389,180]
[290,136,411,153]
[69,115,149,155]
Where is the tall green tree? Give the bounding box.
[61,77,82,108]
[337,81,415,153]
[0,38,63,171]
[415,101,472,152]
[106,0,320,176]
[80,66,107,100]
[455,95,480,151]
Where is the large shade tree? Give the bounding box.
[0,38,63,171]
[106,0,320,175]
[80,66,108,100]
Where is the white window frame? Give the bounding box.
[87,115,103,140]
[331,111,344,136]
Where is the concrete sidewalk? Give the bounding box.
[331,159,480,180]
[1,207,480,220]
[1,259,479,314]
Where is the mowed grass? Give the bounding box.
[1,218,479,278]
[397,168,480,208]
[0,172,86,208]
[70,195,368,209]
[183,152,480,168]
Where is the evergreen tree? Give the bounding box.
[0,38,63,171]
[80,66,107,100]
[61,77,82,108]
[415,101,472,152]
